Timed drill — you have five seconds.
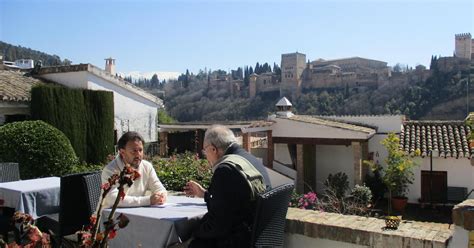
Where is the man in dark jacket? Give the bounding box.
[183,125,268,248]
[224,142,271,190]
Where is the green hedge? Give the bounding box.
[31,85,87,161]
[31,85,114,164]
[0,121,78,179]
[153,152,212,191]
[84,90,115,164]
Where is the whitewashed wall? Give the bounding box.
[284,234,368,248]
[275,143,292,165]
[40,71,88,89]
[316,145,354,192]
[408,157,474,203]
[86,74,158,142]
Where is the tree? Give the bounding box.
[150,74,160,88]
[380,133,419,213]
[157,109,175,124]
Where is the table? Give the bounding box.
[0,177,60,219]
[103,195,207,248]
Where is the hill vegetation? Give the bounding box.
[0,41,72,66]
[158,59,473,121]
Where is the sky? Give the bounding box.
[1,0,473,77]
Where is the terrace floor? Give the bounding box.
[373,199,453,224]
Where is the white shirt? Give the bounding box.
[101,155,167,208]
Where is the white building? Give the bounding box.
[37,61,163,142]
[243,98,473,203]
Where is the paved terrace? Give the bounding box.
[285,208,454,248]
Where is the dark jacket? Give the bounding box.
[192,162,253,248]
[225,143,271,189]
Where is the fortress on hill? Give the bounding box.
[206,33,473,99]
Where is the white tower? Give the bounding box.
[275,97,294,118]
[105,57,116,75]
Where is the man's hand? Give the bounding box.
[183,180,205,198]
[150,192,167,205]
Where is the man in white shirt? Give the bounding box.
[101,131,167,208]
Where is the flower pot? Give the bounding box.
[385,216,401,229]
[391,197,408,212]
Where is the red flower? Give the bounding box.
[108,229,117,239]
[117,213,129,228]
[90,215,97,225]
[27,226,42,242]
[101,182,111,191]
[119,190,126,200]
[132,170,141,180]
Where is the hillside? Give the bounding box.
[0,41,71,66]
[161,62,473,121]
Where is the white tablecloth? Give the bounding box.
[103,195,207,248]
[0,177,60,219]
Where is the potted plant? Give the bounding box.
[380,133,419,214]
[466,113,474,148]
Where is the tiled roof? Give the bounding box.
[0,70,45,101]
[288,115,377,134]
[400,121,473,159]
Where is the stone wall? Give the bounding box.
[450,199,474,247]
[284,199,474,247]
[284,208,453,248]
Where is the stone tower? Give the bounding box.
[105,57,116,75]
[249,73,258,98]
[455,33,472,60]
[280,52,306,97]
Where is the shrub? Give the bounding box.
[350,184,372,206]
[70,162,104,174]
[153,152,212,191]
[363,163,386,202]
[0,120,78,179]
[324,172,349,199]
[289,190,319,210]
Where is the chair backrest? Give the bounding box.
[0,162,20,182]
[58,172,95,237]
[250,183,294,248]
[82,172,102,216]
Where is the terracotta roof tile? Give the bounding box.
[400,121,472,159]
[0,70,45,102]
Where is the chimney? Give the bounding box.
[105,57,116,75]
[275,97,294,118]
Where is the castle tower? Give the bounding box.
[249,73,258,98]
[455,33,472,60]
[280,52,306,96]
[105,57,116,75]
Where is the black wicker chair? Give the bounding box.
[0,162,20,183]
[37,171,99,247]
[250,183,294,248]
[82,172,102,216]
[0,162,20,242]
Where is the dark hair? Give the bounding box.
[117,131,145,149]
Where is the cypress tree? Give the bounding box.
[84,90,114,164]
